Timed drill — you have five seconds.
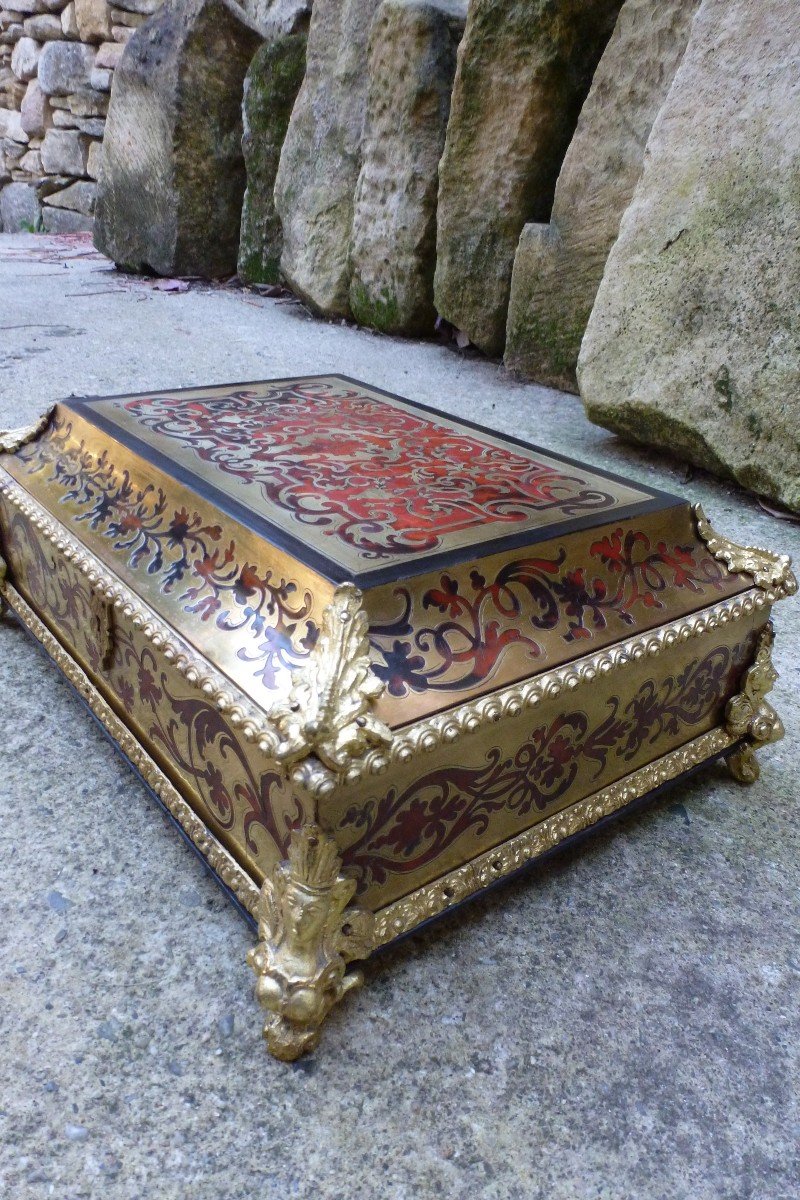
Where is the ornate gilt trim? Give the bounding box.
[273,584,392,772]
[371,726,735,947]
[0,574,260,915]
[694,504,797,596]
[725,621,783,783]
[247,824,374,1060]
[0,408,54,455]
[293,588,771,796]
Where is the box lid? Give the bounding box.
[0,375,752,745]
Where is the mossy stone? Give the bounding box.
[433,0,624,357]
[504,0,699,391]
[94,0,262,278]
[349,0,466,336]
[579,0,800,514]
[238,32,307,286]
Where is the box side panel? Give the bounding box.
[1,407,335,714]
[326,611,766,910]
[0,496,305,885]
[366,501,750,726]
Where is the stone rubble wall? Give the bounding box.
[0,0,164,232]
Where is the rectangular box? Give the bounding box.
[0,376,794,1061]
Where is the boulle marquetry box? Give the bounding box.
[0,376,795,1060]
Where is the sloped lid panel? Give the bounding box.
[1,405,335,713]
[364,502,749,726]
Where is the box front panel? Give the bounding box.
[327,612,765,910]
[0,497,305,885]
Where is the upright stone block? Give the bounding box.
[434,0,624,356]
[578,0,800,513]
[274,0,382,316]
[505,0,699,391]
[94,0,262,277]
[237,31,307,285]
[20,80,52,137]
[349,0,466,336]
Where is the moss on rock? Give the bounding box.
[433,0,624,357]
[579,0,800,513]
[238,32,307,285]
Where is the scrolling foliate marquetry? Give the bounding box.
[335,633,754,904]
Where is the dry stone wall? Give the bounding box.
[0,0,163,232]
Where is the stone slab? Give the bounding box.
[237,30,306,285]
[433,0,624,356]
[504,0,699,390]
[274,0,382,316]
[93,0,262,277]
[349,0,465,336]
[578,0,800,513]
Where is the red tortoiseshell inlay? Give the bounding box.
[75,377,651,573]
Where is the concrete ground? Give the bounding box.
[0,233,798,1200]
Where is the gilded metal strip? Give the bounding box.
[371,725,736,947]
[0,575,260,916]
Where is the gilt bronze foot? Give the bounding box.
[725,622,784,786]
[247,824,374,1061]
